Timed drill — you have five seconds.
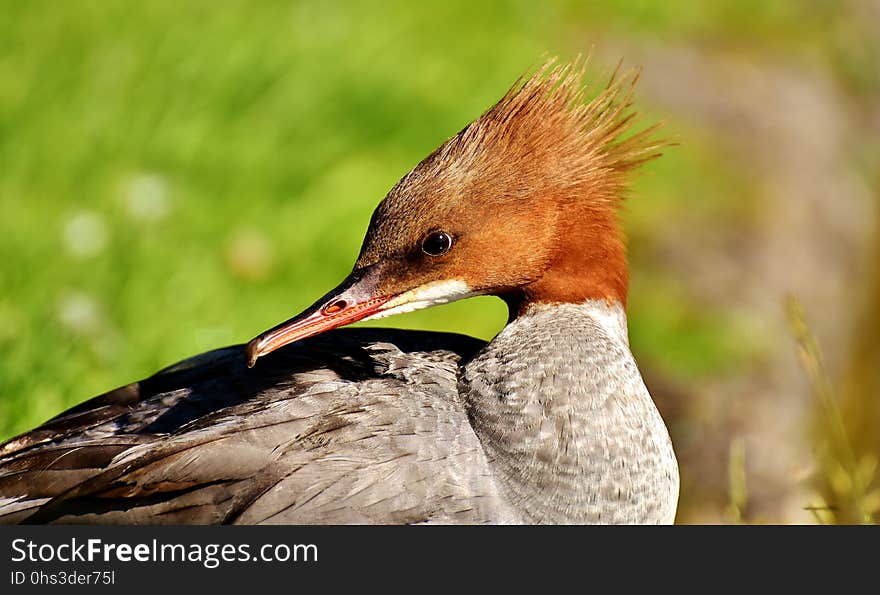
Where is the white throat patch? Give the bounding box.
[364,279,475,321]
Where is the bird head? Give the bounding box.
[246,59,663,367]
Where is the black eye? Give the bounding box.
[421,231,453,256]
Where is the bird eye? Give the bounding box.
[421,231,453,256]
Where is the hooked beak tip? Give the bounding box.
[245,337,262,368]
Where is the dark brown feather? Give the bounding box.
[0,329,490,524]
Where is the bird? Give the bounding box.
[0,59,679,525]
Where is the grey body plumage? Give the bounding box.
[0,300,677,524]
[463,301,678,524]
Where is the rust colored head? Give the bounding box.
[246,59,664,366]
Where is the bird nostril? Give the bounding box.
[322,300,347,315]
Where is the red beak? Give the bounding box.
[245,266,390,367]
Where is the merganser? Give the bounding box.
[0,60,679,524]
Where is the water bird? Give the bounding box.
[0,60,679,524]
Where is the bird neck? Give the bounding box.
[505,206,629,318]
[460,300,679,524]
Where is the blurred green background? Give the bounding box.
[1,0,878,523]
